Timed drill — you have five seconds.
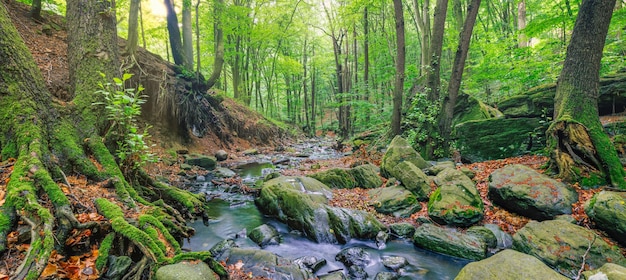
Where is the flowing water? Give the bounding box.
[183,139,469,279]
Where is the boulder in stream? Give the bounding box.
[216,248,314,280]
[249,224,281,248]
[428,168,483,227]
[585,191,626,246]
[336,247,371,279]
[454,249,568,280]
[412,223,487,261]
[513,219,626,278]
[256,176,385,244]
[215,150,228,161]
[185,154,217,170]
[489,164,578,220]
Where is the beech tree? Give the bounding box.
[0,1,213,278]
[548,0,625,188]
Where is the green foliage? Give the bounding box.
[94,73,154,171]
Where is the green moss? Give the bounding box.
[308,168,356,189]
[94,198,124,219]
[89,140,134,206]
[139,214,181,253]
[1,141,17,160]
[580,173,606,189]
[110,216,167,263]
[32,168,69,206]
[52,121,100,179]
[96,233,115,271]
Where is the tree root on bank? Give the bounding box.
[550,121,601,181]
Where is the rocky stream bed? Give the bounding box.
[154,137,626,280]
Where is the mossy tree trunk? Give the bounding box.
[0,2,215,279]
[548,0,625,188]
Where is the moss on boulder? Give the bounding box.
[453,117,544,162]
[428,168,483,227]
[255,176,385,244]
[489,164,578,220]
[585,191,626,246]
[455,249,568,280]
[513,220,626,278]
[308,168,357,189]
[412,223,487,261]
[391,161,432,200]
[381,136,429,178]
[368,186,421,218]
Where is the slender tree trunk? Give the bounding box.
[427,0,448,103]
[363,6,370,123]
[29,0,43,21]
[182,0,194,69]
[195,0,201,79]
[126,0,140,55]
[164,0,186,67]
[439,0,481,150]
[206,0,225,89]
[548,0,624,188]
[392,0,406,136]
[140,1,146,49]
[311,46,316,134]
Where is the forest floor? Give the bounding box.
[1,1,624,279]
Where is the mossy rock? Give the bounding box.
[391,161,431,200]
[389,223,416,239]
[256,176,385,244]
[248,224,281,248]
[455,250,568,280]
[466,226,497,249]
[381,136,430,178]
[497,73,626,118]
[412,223,487,261]
[368,186,421,218]
[155,261,218,280]
[428,168,483,227]
[489,164,578,220]
[453,117,544,162]
[217,248,314,280]
[350,164,382,189]
[308,168,357,189]
[585,191,626,246]
[582,263,626,280]
[185,154,217,170]
[453,92,503,125]
[513,220,626,278]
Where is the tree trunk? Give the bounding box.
[126,0,140,55]
[548,0,624,188]
[206,0,225,89]
[0,2,214,279]
[427,0,448,103]
[439,0,481,151]
[164,0,187,67]
[29,0,43,21]
[182,0,194,69]
[391,0,405,136]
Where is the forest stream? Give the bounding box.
[183,139,469,279]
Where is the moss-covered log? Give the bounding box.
[548,0,625,188]
[0,2,218,279]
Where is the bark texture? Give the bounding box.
[548,0,624,188]
[391,0,405,136]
